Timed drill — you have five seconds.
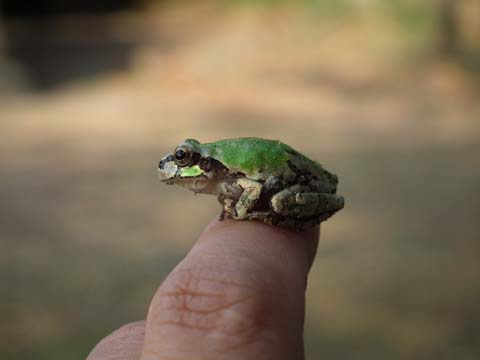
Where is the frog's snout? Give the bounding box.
[158,154,174,170]
[157,154,179,182]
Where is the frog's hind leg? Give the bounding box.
[270,186,344,221]
[242,210,325,232]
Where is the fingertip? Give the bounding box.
[202,217,319,245]
[200,218,320,270]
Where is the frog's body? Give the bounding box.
[158,137,344,230]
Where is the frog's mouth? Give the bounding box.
[158,155,212,193]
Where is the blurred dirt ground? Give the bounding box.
[1,3,480,360]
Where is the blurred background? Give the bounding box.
[1,0,479,359]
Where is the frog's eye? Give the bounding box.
[173,145,198,167]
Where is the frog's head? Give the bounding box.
[158,139,210,192]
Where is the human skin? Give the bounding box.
[88,218,320,360]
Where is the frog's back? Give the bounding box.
[200,137,331,181]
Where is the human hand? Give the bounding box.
[88,218,319,360]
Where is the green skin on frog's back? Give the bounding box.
[158,137,344,231]
[195,138,324,179]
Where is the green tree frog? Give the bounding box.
[158,137,344,230]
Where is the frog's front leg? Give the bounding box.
[270,185,344,220]
[234,178,263,220]
[217,194,235,220]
